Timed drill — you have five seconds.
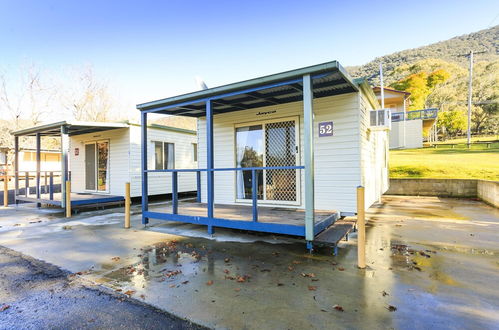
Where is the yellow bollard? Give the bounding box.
[124,182,130,229]
[3,172,8,207]
[357,186,366,269]
[66,181,71,218]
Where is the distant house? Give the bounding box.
[373,87,438,149]
[0,147,60,176]
[11,121,197,208]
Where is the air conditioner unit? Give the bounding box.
[370,109,391,130]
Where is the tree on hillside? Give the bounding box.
[437,109,467,137]
[0,64,54,128]
[59,66,114,122]
[391,68,450,110]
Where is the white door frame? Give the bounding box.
[234,116,301,206]
[84,139,110,194]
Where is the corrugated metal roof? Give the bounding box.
[136,61,361,117]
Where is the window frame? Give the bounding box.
[153,141,175,170]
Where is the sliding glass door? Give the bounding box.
[85,140,109,193]
[235,117,299,204]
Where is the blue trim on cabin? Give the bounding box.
[144,211,307,237]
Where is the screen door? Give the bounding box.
[236,117,299,204]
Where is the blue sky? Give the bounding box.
[1,0,498,112]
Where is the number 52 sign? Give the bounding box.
[318,121,333,137]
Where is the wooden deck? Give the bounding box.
[149,201,336,227]
[16,192,124,207]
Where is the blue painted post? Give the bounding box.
[25,172,29,197]
[141,111,149,225]
[251,169,258,222]
[172,171,178,214]
[36,133,41,208]
[206,100,214,235]
[49,172,54,200]
[14,136,19,204]
[196,171,201,203]
[44,172,48,194]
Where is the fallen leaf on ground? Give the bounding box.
[301,273,316,278]
[333,304,344,312]
[292,260,302,264]
[234,288,241,292]
[338,267,345,271]
[308,285,317,291]
[236,275,251,283]
[387,305,397,312]
[331,261,338,266]
[169,284,176,288]
[124,290,135,296]
[0,304,10,312]
[140,294,146,299]
[288,266,294,271]
[223,269,230,274]
[206,280,214,286]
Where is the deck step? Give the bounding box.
[314,218,356,246]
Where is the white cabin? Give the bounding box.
[12,121,197,208]
[68,123,197,198]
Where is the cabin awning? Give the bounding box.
[12,121,128,137]
[136,60,360,117]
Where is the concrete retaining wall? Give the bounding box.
[387,178,499,208]
[477,180,499,208]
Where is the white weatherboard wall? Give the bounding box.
[69,128,130,196]
[360,94,390,210]
[129,125,197,197]
[69,126,197,198]
[198,93,370,214]
[389,120,423,149]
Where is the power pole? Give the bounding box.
[458,50,486,148]
[467,51,473,148]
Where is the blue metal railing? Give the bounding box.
[392,108,438,122]
[16,170,60,200]
[145,165,305,223]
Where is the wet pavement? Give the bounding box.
[0,246,204,329]
[0,196,498,329]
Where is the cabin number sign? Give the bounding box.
[318,121,333,137]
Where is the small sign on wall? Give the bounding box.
[75,148,79,156]
[318,121,333,137]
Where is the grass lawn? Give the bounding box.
[389,146,499,180]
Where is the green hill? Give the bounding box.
[347,26,499,138]
[348,25,499,86]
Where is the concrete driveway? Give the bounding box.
[0,196,498,329]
